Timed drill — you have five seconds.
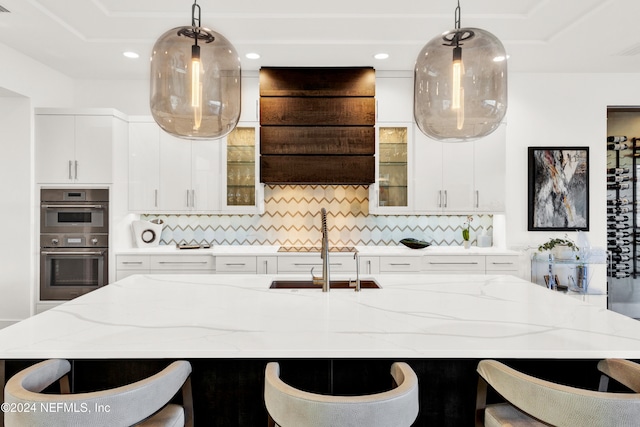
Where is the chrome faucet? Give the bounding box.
[320,207,331,292]
[350,249,361,292]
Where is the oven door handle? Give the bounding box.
[41,204,105,209]
[41,251,105,256]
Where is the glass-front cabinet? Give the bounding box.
[370,124,412,214]
[223,124,264,213]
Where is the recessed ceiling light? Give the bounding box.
[123,51,140,59]
[245,53,260,60]
[374,53,389,60]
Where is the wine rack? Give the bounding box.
[607,136,637,278]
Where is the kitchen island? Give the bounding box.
[2,273,639,425]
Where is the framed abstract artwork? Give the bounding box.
[528,147,589,231]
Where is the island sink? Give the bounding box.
[269,279,381,289]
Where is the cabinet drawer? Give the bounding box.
[379,257,422,273]
[149,254,214,271]
[216,256,257,273]
[486,255,520,272]
[277,255,355,273]
[116,255,149,270]
[422,255,485,272]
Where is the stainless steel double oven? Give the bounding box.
[40,188,109,300]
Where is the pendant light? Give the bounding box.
[150,0,241,140]
[414,0,507,142]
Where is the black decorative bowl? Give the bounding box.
[400,238,431,249]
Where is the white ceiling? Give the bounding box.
[0,0,639,81]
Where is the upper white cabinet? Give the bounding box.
[128,119,160,211]
[375,74,413,122]
[473,124,506,212]
[159,133,221,212]
[413,123,506,214]
[35,109,127,184]
[239,72,260,122]
[128,120,263,214]
[371,73,506,214]
[414,134,475,212]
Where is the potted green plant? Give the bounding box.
[537,235,580,260]
[462,215,473,249]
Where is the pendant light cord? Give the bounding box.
[454,0,461,30]
[191,0,201,46]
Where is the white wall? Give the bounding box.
[0,42,74,107]
[75,79,150,115]
[0,44,76,323]
[506,73,640,252]
[0,96,33,325]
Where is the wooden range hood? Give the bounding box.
[259,67,375,185]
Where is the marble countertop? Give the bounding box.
[115,245,521,256]
[1,274,639,360]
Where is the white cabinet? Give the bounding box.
[473,124,506,212]
[115,254,150,281]
[257,256,278,274]
[149,254,214,272]
[115,254,214,279]
[414,124,506,213]
[159,133,221,212]
[239,73,260,122]
[129,120,160,211]
[216,256,258,273]
[277,254,357,274]
[35,109,126,184]
[128,120,263,213]
[379,256,422,273]
[486,255,521,277]
[375,75,413,122]
[372,74,506,214]
[359,256,380,275]
[214,256,276,274]
[414,134,475,213]
[422,255,486,273]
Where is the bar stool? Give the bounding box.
[4,359,193,427]
[264,361,419,427]
[475,359,640,427]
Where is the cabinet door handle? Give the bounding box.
[191,189,196,208]
[389,263,412,266]
[437,190,442,208]
[263,259,269,273]
[186,190,190,207]
[224,263,246,266]
[42,204,104,209]
[366,260,372,274]
[154,189,158,208]
[475,190,479,208]
[255,100,259,121]
[491,262,514,265]
[68,160,73,180]
[122,261,144,265]
[158,261,209,265]
[428,261,479,265]
[75,160,78,180]
[444,190,448,208]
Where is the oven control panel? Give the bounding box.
[41,234,108,248]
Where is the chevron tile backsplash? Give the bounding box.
[143,185,492,247]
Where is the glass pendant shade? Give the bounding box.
[150,26,241,140]
[414,27,507,142]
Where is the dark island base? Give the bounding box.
[3,358,627,426]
